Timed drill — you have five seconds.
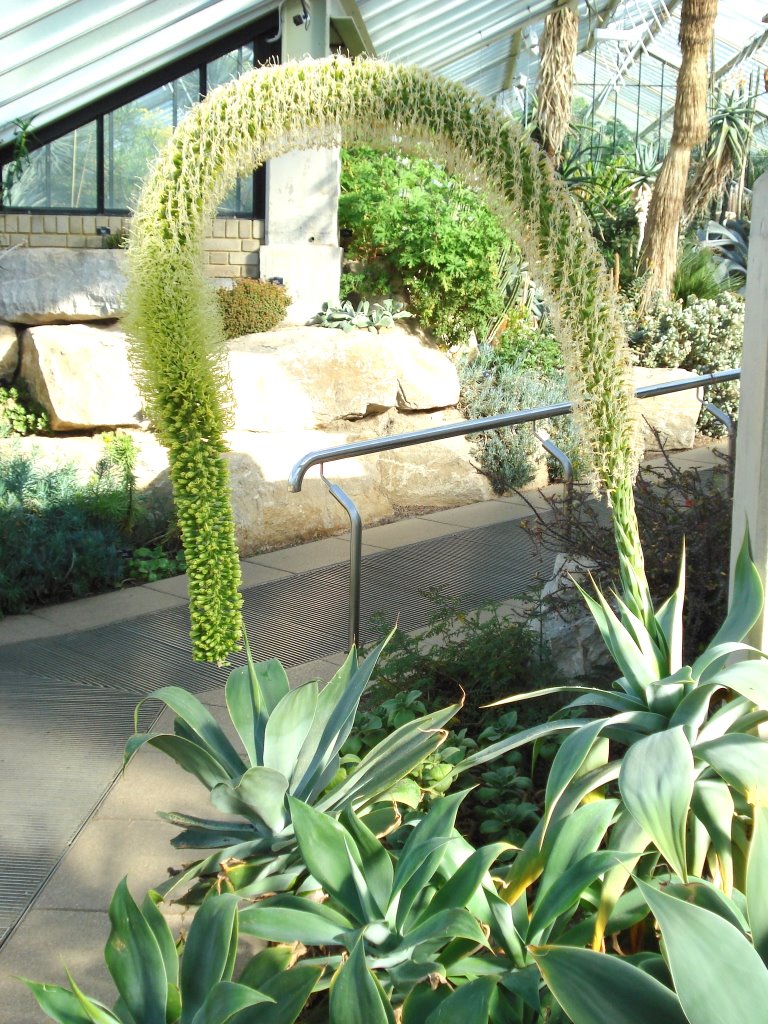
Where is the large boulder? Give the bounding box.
[0,248,126,325]
[634,366,701,450]
[0,321,18,381]
[349,409,495,509]
[229,326,460,431]
[225,429,393,554]
[20,323,144,430]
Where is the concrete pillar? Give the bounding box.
[260,0,343,323]
[730,172,768,651]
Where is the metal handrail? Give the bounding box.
[288,368,741,647]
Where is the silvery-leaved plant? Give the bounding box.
[125,637,460,901]
[23,880,320,1024]
[455,531,768,949]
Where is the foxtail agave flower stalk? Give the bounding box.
[127,56,645,662]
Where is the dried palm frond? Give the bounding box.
[537,4,579,161]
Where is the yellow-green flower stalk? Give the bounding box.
[127,56,649,663]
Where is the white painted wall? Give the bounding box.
[262,0,343,322]
[730,172,768,650]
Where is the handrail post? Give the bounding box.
[320,468,362,653]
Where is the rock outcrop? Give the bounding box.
[20,323,143,430]
[0,248,126,324]
[633,366,701,450]
[0,322,18,380]
[228,326,460,432]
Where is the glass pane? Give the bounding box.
[209,46,255,215]
[105,71,199,209]
[4,122,97,208]
[207,45,253,90]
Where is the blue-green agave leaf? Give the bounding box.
[414,842,509,925]
[134,687,245,778]
[619,728,693,879]
[339,806,394,919]
[104,878,167,1024]
[527,850,637,943]
[319,702,462,812]
[747,805,768,964]
[210,766,289,834]
[695,733,768,806]
[531,945,687,1024]
[262,682,319,784]
[231,963,322,1024]
[124,733,231,791]
[423,976,497,1023]
[239,895,354,947]
[691,780,735,895]
[328,939,395,1024]
[189,981,273,1024]
[638,877,768,1023]
[21,981,118,1024]
[179,894,240,1024]
[709,529,763,649]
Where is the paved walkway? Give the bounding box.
[0,445,725,1022]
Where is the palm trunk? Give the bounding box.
[639,0,719,308]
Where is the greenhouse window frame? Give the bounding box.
[0,10,281,218]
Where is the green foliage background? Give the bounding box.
[339,146,510,346]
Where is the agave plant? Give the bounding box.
[534,816,768,1024]
[454,532,768,948]
[22,879,320,1024]
[125,639,460,900]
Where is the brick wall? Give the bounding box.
[0,214,264,278]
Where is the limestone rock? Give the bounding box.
[389,333,460,410]
[354,409,496,510]
[534,553,612,680]
[0,321,18,380]
[225,429,393,555]
[0,248,127,324]
[20,323,143,430]
[229,326,459,431]
[634,366,701,450]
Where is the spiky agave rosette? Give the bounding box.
[126,56,643,663]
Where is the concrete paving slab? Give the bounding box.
[34,819,208,913]
[30,586,187,631]
[421,500,524,528]
[361,518,463,548]
[245,537,384,572]
[0,613,72,646]
[0,908,112,1023]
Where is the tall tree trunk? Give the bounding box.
[639,0,719,308]
[537,4,579,162]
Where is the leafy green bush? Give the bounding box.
[216,277,290,339]
[0,383,50,436]
[628,291,743,435]
[339,146,509,347]
[0,435,179,613]
[459,345,584,492]
[0,448,126,613]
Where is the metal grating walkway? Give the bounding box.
[0,514,553,946]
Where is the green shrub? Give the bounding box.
[215,277,290,339]
[0,449,125,613]
[628,291,743,435]
[0,383,50,436]
[0,435,179,613]
[459,345,584,492]
[339,146,509,347]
